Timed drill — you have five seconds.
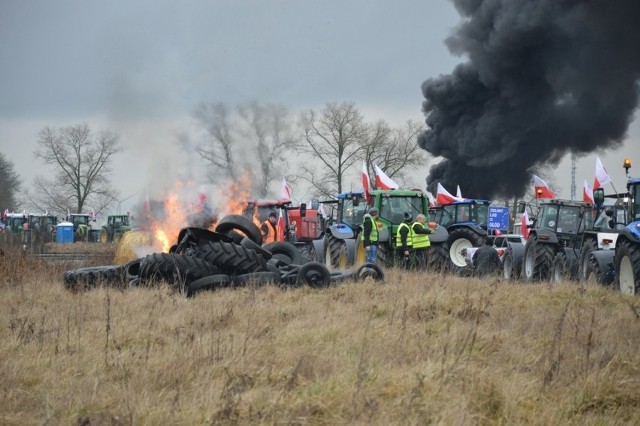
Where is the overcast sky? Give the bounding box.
[1,0,638,214]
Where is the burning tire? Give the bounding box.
[522,236,554,282]
[296,262,331,288]
[63,265,127,291]
[186,274,231,297]
[175,227,233,254]
[473,247,501,277]
[263,241,304,265]
[215,215,263,246]
[190,241,267,274]
[240,236,273,260]
[615,239,640,295]
[139,253,220,288]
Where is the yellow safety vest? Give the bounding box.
[411,222,431,249]
[396,222,412,248]
[361,215,379,242]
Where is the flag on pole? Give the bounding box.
[593,156,611,189]
[533,175,554,198]
[318,203,329,219]
[66,208,71,221]
[436,183,464,205]
[583,179,594,204]
[373,164,399,190]
[426,192,436,208]
[456,185,462,199]
[2,209,8,222]
[361,161,372,203]
[90,209,97,221]
[281,177,292,200]
[521,211,531,239]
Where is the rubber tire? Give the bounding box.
[427,243,449,273]
[354,263,385,282]
[63,265,127,291]
[615,239,640,295]
[263,241,304,265]
[296,262,331,288]
[232,271,281,286]
[584,254,613,286]
[522,236,554,282]
[447,228,486,269]
[502,248,517,281]
[138,253,221,287]
[175,227,233,254]
[551,251,572,283]
[324,235,345,269]
[215,215,263,245]
[330,271,356,284]
[189,241,267,274]
[240,236,273,260]
[297,243,315,264]
[578,238,597,281]
[186,274,231,297]
[473,247,501,277]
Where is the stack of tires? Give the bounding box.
[63,215,384,297]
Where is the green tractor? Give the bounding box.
[323,189,449,270]
[69,213,93,242]
[100,214,132,243]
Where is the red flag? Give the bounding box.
[281,177,292,200]
[374,164,399,190]
[436,183,464,205]
[361,161,372,203]
[521,211,530,239]
[583,179,594,204]
[533,175,554,198]
[593,156,611,189]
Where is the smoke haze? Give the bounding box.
[419,0,640,199]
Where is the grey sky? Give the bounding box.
[1,0,638,213]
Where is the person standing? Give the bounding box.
[261,211,279,244]
[411,214,433,270]
[361,208,379,264]
[396,212,413,269]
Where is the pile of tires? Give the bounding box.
[63,215,384,296]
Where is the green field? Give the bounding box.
[1,252,639,425]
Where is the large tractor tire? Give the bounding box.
[447,228,486,269]
[473,247,501,277]
[551,251,572,283]
[584,255,612,286]
[426,243,449,273]
[100,227,110,243]
[139,253,220,288]
[324,235,347,270]
[615,240,640,295]
[578,238,597,281]
[190,241,267,274]
[63,265,127,291]
[240,236,273,260]
[263,241,304,265]
[296,243,315,264]
[186,274,232,297]
[502,248,517,281]
[377,244,392,267]
[522,236,554,282]
[215,215,263,246]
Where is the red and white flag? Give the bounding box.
[436,183,464,205]
[456,185,462,199]
[426,192,436,208]
[593,156,611,189]
[521,211,531,239]
[583,179,594,204]
[374,164,399,190]
[2,209,8,222]
[90,209,97,221]
[361,161,372,203]
[533,175,554,199]
[281,177,292,200]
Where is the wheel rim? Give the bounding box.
[619,255,635,294]
[100,229,108,243]
[450,238,473,267]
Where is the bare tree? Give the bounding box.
[360,119,427,188]
[32,122,121,214]
[194,102,239,182]
[238,101,299,197]
[0,153,21,211]
[298,102,367,197]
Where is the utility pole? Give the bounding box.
[570,153,576,200]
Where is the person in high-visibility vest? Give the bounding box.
[411,214,433,270]
[396,212,414,269]
[361,208,379,263]
[260,211,279,244]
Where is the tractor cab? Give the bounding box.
[533,200,593,244]
[430,200,490,229]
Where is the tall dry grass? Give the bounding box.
[1,251,639,425]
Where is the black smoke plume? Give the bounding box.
[419,0,640,199]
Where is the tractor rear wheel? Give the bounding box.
[522,236,554,282]
[615,239,640,295]
[584,255,612,286]
[447,228,485,269]
[502,248,517,281]
[426,243,449,273]
[552,251,572,283]
[473,247,501,277]
[578,238,597,281]
[324,235,345,269]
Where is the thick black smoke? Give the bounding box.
[419,0,640,199]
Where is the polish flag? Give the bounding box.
[533,175,554,199]
[2,209,8,222]
[583,179,594,204]
[521,211,531,239]
[436,183,464,205]
[281,177,292,200]
[318,203,329,219]
[90,209,97,221]
[362,161,372,203]
[456,185,462,199]
[426,192,436,208]
[374,164,399,190]
[593,156,611,189]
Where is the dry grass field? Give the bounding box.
[1,250,640,425]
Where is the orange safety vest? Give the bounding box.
[262,220,278,244]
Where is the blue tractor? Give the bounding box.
[613,177,640,294]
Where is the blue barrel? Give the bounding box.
[56,222,74,243]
